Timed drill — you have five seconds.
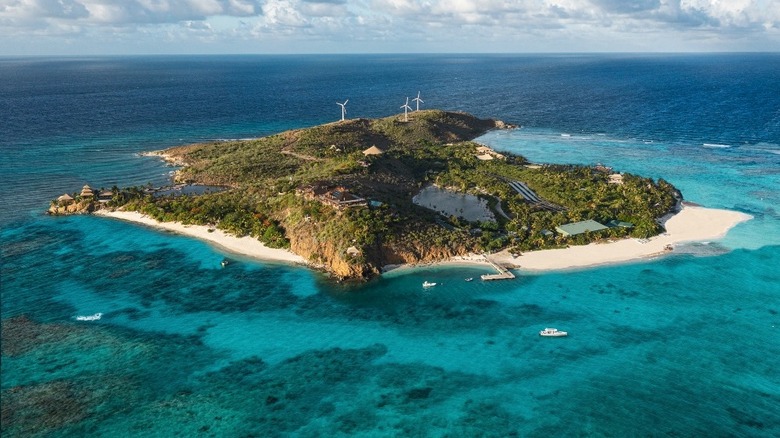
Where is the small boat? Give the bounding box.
[539,327,567,337]
[75,313,102,321]
[422,281,437,288]
[221,259,228,268]
[465,278,473,282]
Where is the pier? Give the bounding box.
[480,255,516,281]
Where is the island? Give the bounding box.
[49,109,751,280]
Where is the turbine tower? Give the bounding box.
[412,91,423,112]
[401,97,412,122]
[337,99,348,121]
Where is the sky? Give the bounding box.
[1,0,778,55]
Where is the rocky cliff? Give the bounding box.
[285,221,380,280]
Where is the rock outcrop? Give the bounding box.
[47,201,96,216]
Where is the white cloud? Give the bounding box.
[0,0,263,27]
[0,0,777,53]
[261,0,308,27]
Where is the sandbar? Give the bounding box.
[94,210,307,265]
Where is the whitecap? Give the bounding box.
[702,143,731,148]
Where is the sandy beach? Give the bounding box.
[97,205,750,275]
[94,210,307,265]
[486,205,752,272]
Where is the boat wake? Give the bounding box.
[75,313,103,321]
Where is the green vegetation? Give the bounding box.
[121,190,289,248]
[101,110,679,280]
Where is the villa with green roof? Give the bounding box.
[605,219,634,229]
[556,219,609,237]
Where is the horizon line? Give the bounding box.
[2,51,779,59]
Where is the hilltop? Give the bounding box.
[53,110,679,280]
[158,110,510,189]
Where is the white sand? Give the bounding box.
[486,205,752,272]
[94,210,307,264]
[96,205,750,274]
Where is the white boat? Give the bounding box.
[221,259,228,268]
[465,278,473,282]
[75,313,103,321]
[539,327,567,337]
[422,281,437,288]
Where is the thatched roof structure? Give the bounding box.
[362,146,384,156]
[80,184,94,198]
[57,194,74,203]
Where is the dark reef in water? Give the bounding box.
[0,316,220,437]
[1,315,527,437]
[1,316,76,357]
[1,380,90,435]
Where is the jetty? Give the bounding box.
[480,255,516,281]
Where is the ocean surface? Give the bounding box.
[1,54,779,437]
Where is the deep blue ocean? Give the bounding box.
[1,54,779,437]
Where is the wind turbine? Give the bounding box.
[337,99,348,121]
[400,97,412,122]
[412,91,423,111]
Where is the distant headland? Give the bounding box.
[50,109,750,280]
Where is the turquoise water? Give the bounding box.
[2,55,779,436]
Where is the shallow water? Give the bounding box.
[2,54,779,437]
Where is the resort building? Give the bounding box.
[605,219,634,229]
[321,187,367,209]
[556,219,609,237]
[608,173,624,184]
[475,145,505,160]
[98,190,114,203]
[80,184,94,199]
[362,146,384,156]
[57,193,74,205]
[298,183,367,209]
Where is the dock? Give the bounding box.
[480,255,516,281]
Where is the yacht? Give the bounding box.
[76,313,103,321]
[539,327,567,337]
[422,281,437,288]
